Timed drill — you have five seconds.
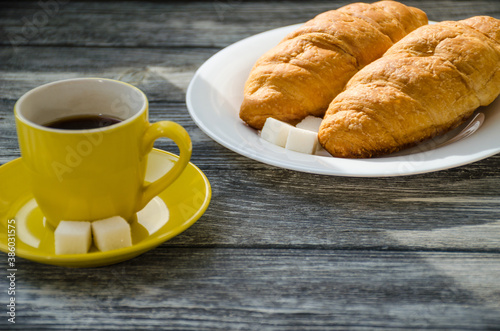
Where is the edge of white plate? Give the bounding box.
[186,22,500,177]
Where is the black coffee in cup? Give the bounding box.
[44,114,122,130]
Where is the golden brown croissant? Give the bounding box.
[239,1,428,130]
[318,16,500,158]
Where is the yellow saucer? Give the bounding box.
[0,149,211,267]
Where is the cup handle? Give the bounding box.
[138,121,192,211]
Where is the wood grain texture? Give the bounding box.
[1,1,500,329]
[11,249,500,330]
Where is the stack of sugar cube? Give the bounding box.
[54,216,132,255]
[260,116,323,154]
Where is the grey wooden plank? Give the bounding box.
[170,165,500,251]
[0,45,213,103]
[0,0,310,48]
[10,248,500,330]
[1,1,499,50]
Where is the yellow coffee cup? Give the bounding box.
[14,78,192,228]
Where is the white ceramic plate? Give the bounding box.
[186,23,500,177]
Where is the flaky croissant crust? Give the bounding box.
[319,16,500,158]
[239,1,428,130]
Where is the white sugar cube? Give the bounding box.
[91,216,132,252]
[260,117,293,147]
[54,221,92,255]
[296,116,323,132]
[285,126,319,154]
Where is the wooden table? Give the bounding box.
[1,1,500,329]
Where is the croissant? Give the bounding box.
[239,1,428,130]
[318,16,500,158]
